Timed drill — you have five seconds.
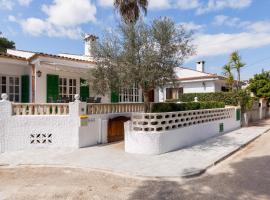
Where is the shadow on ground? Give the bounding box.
[128,155,270,200]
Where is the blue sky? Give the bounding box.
[1,0,270,80]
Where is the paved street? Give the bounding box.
[0,120,270,199]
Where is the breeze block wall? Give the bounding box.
[125,107,241,155]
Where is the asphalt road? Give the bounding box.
[0,124,270,200]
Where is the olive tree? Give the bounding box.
[90,17,195,111]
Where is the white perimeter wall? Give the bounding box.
[125,108,241,155]
[0,100,101,153]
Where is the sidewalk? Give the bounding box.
[0,119,270,178]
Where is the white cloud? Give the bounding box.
[0,0,14,10]
[176,0,200,10]
[149,0,171,10]
[0,0,33,10]
[246,21,270,33]
[18,0,32,6]
[196,0,252,14]
[18,0,96,39]
[180,22,204,31]
[212,15,253,28]
[21,17,82,39]
[192,19,270,59]
[8,15,17,22]
[21,18,47,36]
[97,0,252,14]
[42,0,96,27]
[212,15,242,27]
[98,0,113,7]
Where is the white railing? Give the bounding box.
[132,107,238,132]
[12,103,69,115]
[87,103,145,115]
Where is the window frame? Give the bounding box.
[58,77,77,100]
[119,83,140,103]
[0,75,21,102]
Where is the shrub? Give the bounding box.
[150,101,225,113]
[166,92,239,106]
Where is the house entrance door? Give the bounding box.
[108,116,130,143]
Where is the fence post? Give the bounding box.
[259,98,267,120]
[0,94,12,153]
[69,94,87,117]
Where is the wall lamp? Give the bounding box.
[36,70,42,77]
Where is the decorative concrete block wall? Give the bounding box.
[125,107,241,155]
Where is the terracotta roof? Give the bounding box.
[177,75,225,81]
[28,52,96,64]
[0,52,27,61]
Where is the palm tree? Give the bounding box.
[223,64,234,91]
[114,0,148,23]
[229,51,245,90]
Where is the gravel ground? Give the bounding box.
[1,128,270,200]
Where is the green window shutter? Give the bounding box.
[80,78,89,101]
[111,89,119,103]
[21,75,30,103]
[236,109,241,121]
[47,74,59,102]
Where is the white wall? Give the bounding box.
[125,108,241,155]
[0,58,30,76]
[182,81,216,93]
[0,100,100,153]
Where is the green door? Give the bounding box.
[111,89,119,103]
[21,75,30,103]
[80,78,89,101]
[47,74,59,102]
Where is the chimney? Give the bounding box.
[84,34,98,57]
[196,61,205,72]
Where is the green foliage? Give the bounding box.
[223,64,234,90]
[0,36,15,52]
[248,71,270,99]
[167,92,239,106]
[151,101,225,113]
[236,89,255,112]
[91,17,195,106]
[167,90,256,113]
[229,51,245,89]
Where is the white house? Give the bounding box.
[0,34,229,103]
[156,61,230,102]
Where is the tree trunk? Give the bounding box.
[237,69,241,90]
[143,90,150,113]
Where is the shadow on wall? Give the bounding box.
[128,156,270,200]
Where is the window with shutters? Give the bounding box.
[0,75,20,102]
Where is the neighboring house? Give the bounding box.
[155,61,230,102]
[0,34,229,103]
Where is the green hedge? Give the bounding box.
[166,92,239,106]
[151,101,225,113]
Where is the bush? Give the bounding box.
[166,92,238,106]
[150,101,225,113]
